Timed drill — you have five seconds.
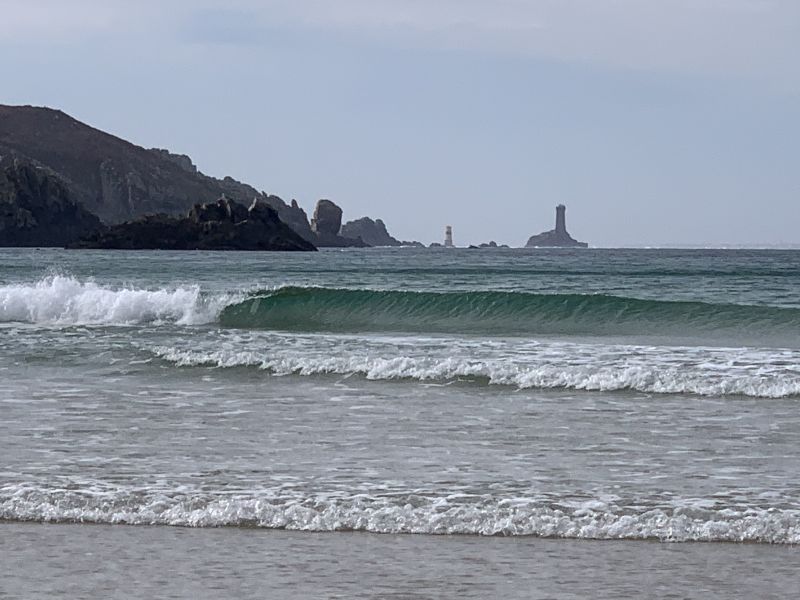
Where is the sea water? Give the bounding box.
[1,247,799,598]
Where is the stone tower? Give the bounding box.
[524,204,588,248]
[555,204,567,235]
[444,225,454,248]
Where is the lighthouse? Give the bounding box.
[555,204,567,235]
[444,225,454,248]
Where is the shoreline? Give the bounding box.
[1,519,797,546]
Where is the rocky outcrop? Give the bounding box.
[341,217,400,247]
[264,197,315,243]
[0,156,103,247]
[71,197,316,251]
[310,199,366,247]
[473,241,510,248]
[340,216,423,247]
[311,199,342,236]
[148,149,198,174]
[525,205,588,248]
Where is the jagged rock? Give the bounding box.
[310,199,367,247]
[341,217,400,247]
[478,241,499,248]
[400,240,425,247]
[247,197,278,223]
[263,195,315,243]
[188,196,248,224]
[525,205,588,248]
[148,148,197,173]
[0,156,103,247]
[71,197,316,251]
[429,242,443,248]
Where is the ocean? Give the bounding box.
[1,247,799,598]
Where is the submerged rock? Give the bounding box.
[71,197,317,251]
[525,205,588,248]
[0,156,103,247]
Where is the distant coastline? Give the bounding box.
[1,104,593,251]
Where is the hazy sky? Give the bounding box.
[1,0,798,246]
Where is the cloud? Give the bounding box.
[0,0,119,40]
[249,0,798,85]
[2,0,798,89]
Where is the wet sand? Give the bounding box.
[1,523,797,599]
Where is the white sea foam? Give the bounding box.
[150,344,800,398]
[2,486,798,543]
[0,276,223,325]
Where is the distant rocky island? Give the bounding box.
[525,204,588,248]
[340,216,423,247]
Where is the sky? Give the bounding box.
[1,0,798,246]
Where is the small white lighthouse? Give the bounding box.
[444,225,454,248]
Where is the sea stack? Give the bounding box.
[525,205,588,248]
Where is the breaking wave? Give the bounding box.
[2,485,798,543]
[0,276,225,326]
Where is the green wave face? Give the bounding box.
[218,286,800,340]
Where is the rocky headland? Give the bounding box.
[71,197,316,251]
[0,104,365,249]
[525,204,588,248]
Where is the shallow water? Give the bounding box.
[2,523,799,600]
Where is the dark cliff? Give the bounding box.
[0,156,103,247]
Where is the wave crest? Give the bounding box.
[219,286,800,338]
[2,486,798,543]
